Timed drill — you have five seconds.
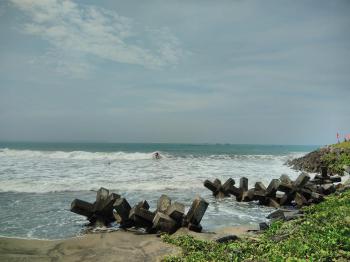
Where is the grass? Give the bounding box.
[321,142,350,174]
[162,190,350,261]
[321,152,350,174]
[333,141,350,149]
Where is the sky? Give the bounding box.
[0,0,349,145]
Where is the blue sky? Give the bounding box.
[0,0,349,144]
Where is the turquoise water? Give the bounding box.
[0,142,317,239]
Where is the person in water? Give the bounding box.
[153,152,161,159]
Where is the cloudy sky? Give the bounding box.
[0,0,349,145]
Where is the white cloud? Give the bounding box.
[10,0,183,77]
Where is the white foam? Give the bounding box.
[0,148,157,161]
[0,148,306,193]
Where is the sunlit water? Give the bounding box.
[0,143,317,239]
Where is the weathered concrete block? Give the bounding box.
[166,202,185,222]
[330,176,341,183]
[152,212,177,233]
[204,180,219,195]
[94,187,109,211]
[265,179,280,197]
[314,174,325,181]
[259,222,269,231]
[97,193,120,220]
[310,192,324,203]
[227,185,241,198]
[321,166,328,177]
[244,188,256,202]
[267,209,285,220]
[157,195,172,213]
[321,184,336,195]
[215,235,239,243]
[129,206,155,228]
[186,197,209,225]
[294,192,308,207]
[254,182,266,191]
[136,200,150,210]
[293,173,310,188]
[277,182,293,193]
[268,198,280,208]
[239,177,248,192]
[113,198,131,224]
[252,190,266,202]
[222,178,235,194]
[213,178,222,188]
[187,222,202,233]
[279,193,295,206]
[284,210,304,221]
[129,206,155,223]
[279,174,292,185]
[71,199,94,218]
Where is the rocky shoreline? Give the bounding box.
[287,143,350,174]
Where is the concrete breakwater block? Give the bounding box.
[71,188,120,226]
[71,190,209,234]
[203,166,344,209]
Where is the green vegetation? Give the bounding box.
[321,152,350,174]
[321,142,350,174]
[333,141,350,149]
[162,190,350,261]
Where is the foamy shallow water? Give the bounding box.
[0,144,314,239]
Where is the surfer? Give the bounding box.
[153,152,161,159]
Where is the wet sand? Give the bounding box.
[0,225,256,262]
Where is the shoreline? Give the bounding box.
[0,225,256,262]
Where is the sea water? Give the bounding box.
[0,142,317,239]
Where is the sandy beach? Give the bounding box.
[0,226,256,262]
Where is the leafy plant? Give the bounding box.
[163,190,350,261]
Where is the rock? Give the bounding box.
[215,235,239,243]
[284,211,303,221]
[259,222,269,231]
[267,209,285,220]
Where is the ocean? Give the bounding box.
[0,142,318,240]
